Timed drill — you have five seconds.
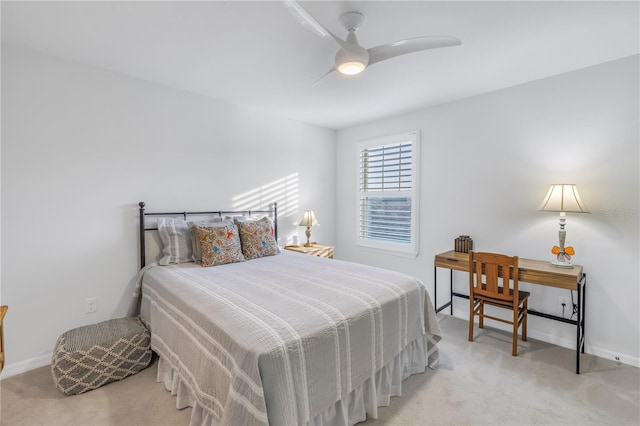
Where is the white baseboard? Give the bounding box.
[586,346,640,368]
[1,353,52,379]
[448,310,640,368]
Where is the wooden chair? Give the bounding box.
[0,305,7,373]
[468,251,530,356]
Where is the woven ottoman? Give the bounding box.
[51,317,151,395]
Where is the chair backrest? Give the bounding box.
[469,251,519,305]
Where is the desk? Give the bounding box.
[434,250,586,374]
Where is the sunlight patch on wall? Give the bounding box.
[232,173,299,218]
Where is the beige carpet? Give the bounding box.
[1,315,638,425]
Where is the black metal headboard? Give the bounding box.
[138,201,278,268]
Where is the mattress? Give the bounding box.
[139,250,441,425]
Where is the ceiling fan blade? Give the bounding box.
[367,36,461,66]
[283,1,347,48]
[311,66,336,87]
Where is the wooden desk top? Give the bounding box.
[434,250,583,290]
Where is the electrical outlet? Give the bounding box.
[85,297,97,314]
[558,296,570,317]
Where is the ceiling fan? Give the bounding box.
[283,1,462,85]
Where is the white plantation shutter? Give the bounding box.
[358,131,419,256]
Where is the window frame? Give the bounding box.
[356,130,420,257]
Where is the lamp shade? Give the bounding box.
[537,184,590,213]
[299,210,319,227]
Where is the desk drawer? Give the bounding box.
[434,251,469,272]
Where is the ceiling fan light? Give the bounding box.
[338,61,366,75]
[335,44,369,76]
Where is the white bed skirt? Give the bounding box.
[156,334,438,426]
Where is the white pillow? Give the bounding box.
[157,218,193,265]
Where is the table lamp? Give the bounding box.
[299,210,319,247]
[538,184,590,268]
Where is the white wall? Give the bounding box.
[336,55,639,366]
[0,46,336,376]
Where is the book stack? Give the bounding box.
[454,235,473,253]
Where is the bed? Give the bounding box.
[136,202,441,426]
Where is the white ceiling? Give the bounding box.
[2,1,638,129]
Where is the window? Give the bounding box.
[358,130,419,256]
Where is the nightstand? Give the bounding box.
[0,305,7,373]
[284,244,334,259]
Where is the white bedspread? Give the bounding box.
[140,251,441,426]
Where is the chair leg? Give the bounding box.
[468,298,475,342]
[512,306,519,356]
[479,301,484,329]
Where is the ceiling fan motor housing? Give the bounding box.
[340,11,364,31]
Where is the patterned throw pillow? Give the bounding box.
[188,218,223,263]
[196,222,245,267]
[235,217,280,260]
[157,218,193,265]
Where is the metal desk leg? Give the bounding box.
[575,273,587,374]
[434,266,437,310]
[449,269,454,315]
[434,266,455,314]
[582,274,587,354]
[576,282,581,374]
